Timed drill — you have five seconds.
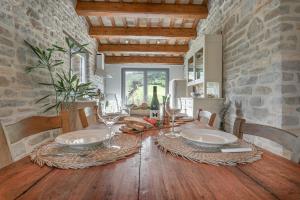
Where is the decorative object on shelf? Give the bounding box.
[219,100,231,131]
[156,135,262,166]
[190,86,201,97]
[190,92,201,98]
[25,37,97,113]
[30,134,140,169]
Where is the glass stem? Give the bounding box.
[172,114,175,133]
[108,126,112,148]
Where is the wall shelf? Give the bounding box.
[182,34,224,127]
[184,34,223,99]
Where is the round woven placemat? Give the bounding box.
[30,134,140,169]
[156,135,262,166]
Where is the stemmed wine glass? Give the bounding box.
[123,96,133,116]
[97,94,121,149]
[165,95,182,137]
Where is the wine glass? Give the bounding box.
[97,94,121,149]
[123,96,133,116]
[165,95,182,137]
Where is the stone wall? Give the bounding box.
[280,0,300,135]
[186,0,300,158]
[0,0,100,160]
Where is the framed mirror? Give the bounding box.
[64,31,90,83]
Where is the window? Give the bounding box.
[122,68,169,105]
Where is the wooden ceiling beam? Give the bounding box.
[105,56,184,64]
[76,2,208,19]
[99,44,189,54]
[90,26,196,40]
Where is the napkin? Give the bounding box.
[221,147,252,153]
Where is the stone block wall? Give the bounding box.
[0,0,100,160]
[185,0,300,158]
[280,0,300,135]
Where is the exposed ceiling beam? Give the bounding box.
[99,44,189,55]
[90,27,196,40]
[76,2,208,19]
[105,56,184,65]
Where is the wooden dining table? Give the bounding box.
[0,121,299,200]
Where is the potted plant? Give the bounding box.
[25,37,97,114]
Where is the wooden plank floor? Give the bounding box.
[0,123,299,200]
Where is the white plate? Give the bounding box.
[181,129,237,147]
[55,129,109,148]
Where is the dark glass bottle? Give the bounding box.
[150,86,160,119]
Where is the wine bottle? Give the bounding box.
[150,86,160,119]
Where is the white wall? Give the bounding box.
[104,64,184,103]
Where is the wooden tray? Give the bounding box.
[120,123,181,135]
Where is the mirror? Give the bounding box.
[64,32,90,83]
[71,53,88,83]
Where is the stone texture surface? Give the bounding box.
[185,0,300,158]
[0,0,101,161]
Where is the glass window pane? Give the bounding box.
[147,71,167,104]
[125,71,144,105]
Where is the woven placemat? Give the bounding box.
[30,134,140,169]
[156,135,262,166]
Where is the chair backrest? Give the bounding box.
[233,118,300,163]
[0,125,12,169]
[0,112,70,168]
[78,106,98,128]
[197,109,216,127]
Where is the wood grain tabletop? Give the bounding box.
[0,122,299,200]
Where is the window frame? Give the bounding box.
[121,68,170,104]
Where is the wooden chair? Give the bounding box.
[197,109,217,127]
[233,118,300,163]
[78,105,99,128]
[0,112,70,168]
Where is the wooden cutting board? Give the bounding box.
[120,123,180,135]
